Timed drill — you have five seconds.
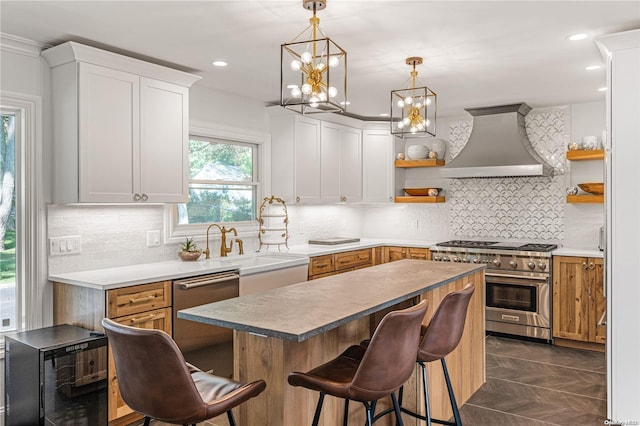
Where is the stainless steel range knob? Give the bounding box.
[492,259,501,267]
[472,257,480,263]
[433,255,441,261]
[527,261,536,270]
[509,260,518,268]
[453,256,460,262]
[538,262,547,271]
[462,257,469,263]
[443,256,450,262]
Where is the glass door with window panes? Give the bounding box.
[1,110,18,333]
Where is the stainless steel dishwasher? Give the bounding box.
[172,271,239,376]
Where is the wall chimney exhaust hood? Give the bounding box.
[441,103,552,178]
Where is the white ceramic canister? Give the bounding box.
[430,139,447,159]
[406,144,429,160]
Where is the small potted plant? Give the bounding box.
[179,236,201,261]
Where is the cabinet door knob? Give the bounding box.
[588,262,595,270]
[582,262,588,270]
[296,196,300,202]
[133,193,142,201]
[141,193,149,201]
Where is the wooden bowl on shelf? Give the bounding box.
[578,182,604,195]
[403,187,442,196]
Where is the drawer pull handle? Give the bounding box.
[128,314,156,325]
[316,264,329,268]
[127,294,156,305]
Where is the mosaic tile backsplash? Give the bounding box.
[447,108,568,241]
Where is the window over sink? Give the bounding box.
[166,124,267,244]
[178,136,258,224]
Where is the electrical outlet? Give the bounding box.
[299,221,305,235]
[146,230,161,247]
[49,236,82,256]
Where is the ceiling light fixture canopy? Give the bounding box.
[281,0,347,114]
[391,57,437,138]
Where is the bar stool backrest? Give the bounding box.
[351,299,428,401]
[102,318,207,420]
[418,283,475,362]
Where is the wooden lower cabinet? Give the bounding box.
[309,246,431,279]
[308,248,374,280]
[552,256,605,347]
[383,246,431,262]
[53,280,172,425]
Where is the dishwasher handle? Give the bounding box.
[174,272,239,290]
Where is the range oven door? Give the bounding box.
[485,273,551,340]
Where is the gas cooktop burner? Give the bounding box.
[436,240,498,248]
[436,240,557,252]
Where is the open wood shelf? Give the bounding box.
[566,150,604,161]
[566,194,604,204]
[394,196,446,203]
[395,159,445,168]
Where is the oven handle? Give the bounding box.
[485,274,548,284]
[175,272,240,290]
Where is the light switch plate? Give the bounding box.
[49,235,82,256]
[147,230,161,247]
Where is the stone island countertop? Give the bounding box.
[177,259,485,342]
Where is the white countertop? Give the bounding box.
[287,238,437,256]
[552,247,604,258]
[49,252,309,290]
[49,238,603,290]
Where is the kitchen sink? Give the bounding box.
[219,253,309,276]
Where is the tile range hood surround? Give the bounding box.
[441,103,553,178]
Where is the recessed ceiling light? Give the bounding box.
[379,113,389,117]
[568,33,588,41]
[340,101,351,106]
[212,60,228,67]
[598,87,608,92]
[585,65,601,71]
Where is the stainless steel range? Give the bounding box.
[431,240,557,341]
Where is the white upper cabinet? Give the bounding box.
[42,42,199,203]
[321,122,362,203]
[269,107,363,205]
[362,128,394,203]
[294,116,322,203]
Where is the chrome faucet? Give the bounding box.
[204,224,244,258]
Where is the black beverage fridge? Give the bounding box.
[4,324,108,426]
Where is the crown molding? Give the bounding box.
[0,32,48,57]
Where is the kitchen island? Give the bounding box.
[179,259,485,425]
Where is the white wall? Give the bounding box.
[1,33,51,422]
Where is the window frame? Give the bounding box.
[164,121,270,245]
[0,92,44,345]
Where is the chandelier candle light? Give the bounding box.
[391,57,437,137]
[281,0,347,114]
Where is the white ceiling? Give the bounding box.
[2,1,639,118]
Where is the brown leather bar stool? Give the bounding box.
[396,283,475,426]
[102,318,266,426]
[288,300,428,426]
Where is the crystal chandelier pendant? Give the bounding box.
[391,57,437,138]
[281,0,347,114]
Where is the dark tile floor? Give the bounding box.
[139,335,607,426]
[459,335,607,426]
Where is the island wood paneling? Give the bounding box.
[233,269,485,426]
